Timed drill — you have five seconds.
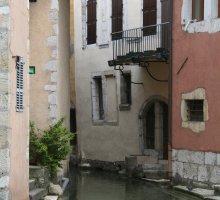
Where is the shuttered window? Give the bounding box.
[143,0,157,36]
[87,0,96,45]
[192,0,204,21]
[112,0,123,40]
[16,56,24,112]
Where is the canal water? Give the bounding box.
[63,167,200,200]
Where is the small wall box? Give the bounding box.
[29,66,36,74]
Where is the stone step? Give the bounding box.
[143,163,168,171]
[29,179,36,191]
[29,188,47,200]
[143,164,162,170]
[158,160,168,165]
[44,196,59,200]
[143,170,168,179]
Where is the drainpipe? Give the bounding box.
[168,0,173,180]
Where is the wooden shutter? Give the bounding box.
[218,0,220,18]
[143,0,157,36]
[87,0,96,45]
[112,0,123,40]
[16,56,24,112]
[192,0,204,21]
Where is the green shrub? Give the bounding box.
[29,118,74,174]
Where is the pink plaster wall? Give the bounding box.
[172,1,220,152]
[9,0,29,199]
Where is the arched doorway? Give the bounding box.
[139,97,168,160]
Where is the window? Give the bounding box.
[87,0,96,45]
[112,0,123,40]
[91,71,118,125]
[192,0,204,21]
[181,88,208,133]
[186,100,204,122]
[93,77,104,120]
[143,0,157,36]
[120,72,131,110]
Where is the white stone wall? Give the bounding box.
[172,149,220,184]
[74,0,168,162]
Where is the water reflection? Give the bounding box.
[63,168,199,200]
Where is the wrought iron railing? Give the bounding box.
[110,22,170,64]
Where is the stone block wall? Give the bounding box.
[172,149,220,185]
[0,0,10,198]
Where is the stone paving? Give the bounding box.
[174,185,220,200]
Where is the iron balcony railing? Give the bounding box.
[109,22,170,66]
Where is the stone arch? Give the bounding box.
[139,95,168,159]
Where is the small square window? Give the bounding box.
[186,100,204,122]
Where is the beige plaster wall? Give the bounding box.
[30,0,70,129]
[57,0,70,128]
[9,0,29,199]
[70,0,75,107]
[74,0,168,162]
[30,0,53,129]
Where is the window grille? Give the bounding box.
[186,100,204,122]
[16,56,24,112]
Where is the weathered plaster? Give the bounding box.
[181,0,220,33]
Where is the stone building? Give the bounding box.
[74,0,172,176]
[0,0,29,199]
[172,0,220,186]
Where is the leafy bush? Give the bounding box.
[30,118,74,174]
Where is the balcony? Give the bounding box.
[108,22,170,67]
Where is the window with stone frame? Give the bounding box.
[119,72,131,110]
[181,88,208,133]
[91,71,118,125]
[192,0,204,21]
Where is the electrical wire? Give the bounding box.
[142,62,168,82]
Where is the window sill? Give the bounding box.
[183,18,220,34]
[119,104,131,111]
[182,121,205,133]
[93,120,104,126]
